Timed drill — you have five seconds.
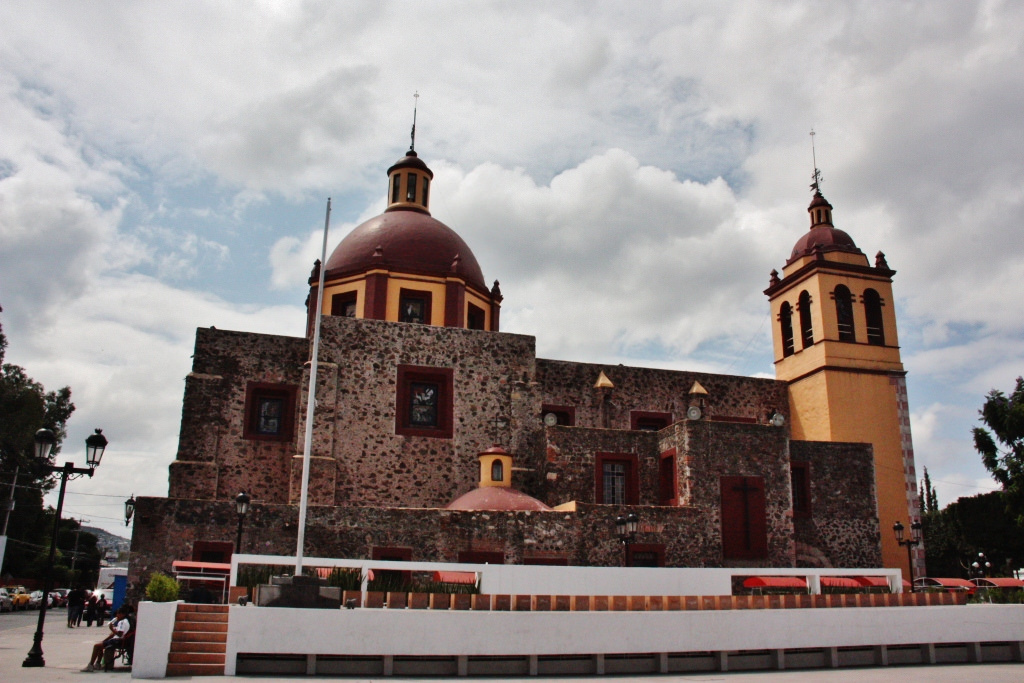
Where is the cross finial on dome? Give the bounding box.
[410,91,419,153]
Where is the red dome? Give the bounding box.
[446,486,552,512]
[324,209,487,292]
[789,225,861,262]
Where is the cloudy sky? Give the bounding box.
[2,1,1021,537]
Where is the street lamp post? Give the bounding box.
[124,495,136,526]
[23,428,108,668]
[235,491,250,553]
[971,552,992,579]
[892,520,922,590]
[615,513,638,567]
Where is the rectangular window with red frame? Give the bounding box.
[659,449,677,505]
[595,453,639,505]
[630,411,673,431]
[243,383,297,441]
[396,365,453,438]
[791,462,812,518]
[399,288,431,324]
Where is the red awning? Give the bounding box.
[171,560,231,574]
[742,576,807,589]
[853,576,891,588]
[972,577,1024,589]
[820,577,861,588]
[433,571,477,585]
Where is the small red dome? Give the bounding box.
[789,225,860,261]
[446,486,552,512]
[324,209,487,292]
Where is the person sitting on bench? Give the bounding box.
[82,606,130,672]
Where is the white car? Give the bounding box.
[0,588,13,613]
[29,591,45,609]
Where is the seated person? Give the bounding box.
[82,606,130,672]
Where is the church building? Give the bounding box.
[127,141,920,587]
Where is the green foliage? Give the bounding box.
[0,311,76,579]
[234,564,479,594]
[145,572,182,602]
[920,467,939,515]
[236,564,294,589]
[922,490,1024,578]
[983,588,1024,604]
[367,571,480,595]
[973,376,1024,524]
[324,567,362,590]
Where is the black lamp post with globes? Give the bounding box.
[615,513,639,567]
[23,427,108,668]
[892,520,922,590]
[235,491,251,553]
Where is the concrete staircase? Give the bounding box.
[166,604,228,677]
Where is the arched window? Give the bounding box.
[406,173,417,202]
[780,302,795,357]
[491,459,504,483]
[798,291,814,349]
[834,285,855,342]
[864,289,885,345]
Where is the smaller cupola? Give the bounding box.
[808,191,833,228]
[386,150,433,215]
[478,445,514,488]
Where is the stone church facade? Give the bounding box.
[129,144,919,587]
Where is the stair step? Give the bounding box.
[177,604,229,613]
[172,630,228,643]
[175,611,229,623]
[165,663,225,677]
[168,652,226,665]
[175,624,228,634]
[170,640,226,653]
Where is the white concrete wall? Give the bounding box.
[223,603,1024,675]
[132,601,178,679]
[229,553,903,596]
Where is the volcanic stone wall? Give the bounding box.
[300,315,539,508]
[169,327,309,503]
[535,359,789,428]
[790,439,881,568]
[671,420,795,567]
[128,495,716,597]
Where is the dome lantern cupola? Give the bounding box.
[386,150,433,215]
[808,190,833,228]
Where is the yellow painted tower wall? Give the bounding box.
[768,225,920,580]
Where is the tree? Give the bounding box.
[920,467,939,515]
[0,306,76,579]
[973,376,1024,524]
[923,491,1023,578]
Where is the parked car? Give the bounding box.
[3,586,31,610]
[0,588,12,613]
[29,591,45,609]
[49,588,70,607]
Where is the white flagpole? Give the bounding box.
[295,198,331,574]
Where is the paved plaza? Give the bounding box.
[2,608,1022,682]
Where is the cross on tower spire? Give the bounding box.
[810,129,823,194]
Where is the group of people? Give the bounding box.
[65,587,109,627]
[82,603,136,672]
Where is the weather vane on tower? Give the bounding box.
[810,129,823,194]
[410,91,419,153]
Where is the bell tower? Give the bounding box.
[765,187,921,581]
